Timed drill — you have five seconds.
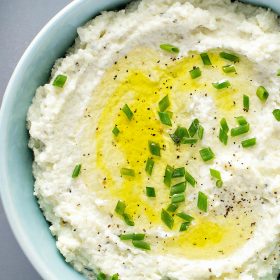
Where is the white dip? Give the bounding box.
[27,0,280,279]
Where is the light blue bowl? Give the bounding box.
[0,0,279,279]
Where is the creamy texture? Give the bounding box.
[27,0,280,279]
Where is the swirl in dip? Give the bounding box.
[27,0,280,279]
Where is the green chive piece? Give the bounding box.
[170,182,186,195]
[241,138,256,148]
[198,125,204,140]
[120,168,135,177]
[181,138,198,145]
[219,128,228,145]
[164,165,173,187]
[243,95,250,112]
[160,44,179,54]
[179,222,191,232]
[222,65,236,73]
[167,203,178,212]
[197,191,208,212]
[145,158,154,176]
[122,104,134,120]
[188,119,199,137]
[231,124,250,137]
[159,95,170,112]
[277,69,280,76]
[120,233,145,240]
[199,147,215,162]
[256,86,269,102]
[175,126,189,139]
[216,180,223,188]
[146,186,156,197]
[158,111,172,126]
[273,109,280,121]
[170,133,181,145]
[72,164,81,178]
[212,80,231,89]
[53,74,67,88]
[189,67,201,79]
[149,141,161,156]
[235,116,247,126]
[115,200,126,215]
[97,272,107,280]
[220,118,229,133]
[185,171,196,187]
[172,167,185,178]
[171,193,185,203]
[122,213,135,226]
[200,52,212,65]
[210,168,221,180]
[176,212,194,222]
[112,126,120,136]
[132,240,151,250]
[161,209,174,229]
[111,274,119,280]
[219,52,240,63]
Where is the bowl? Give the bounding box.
[0,0,279,279]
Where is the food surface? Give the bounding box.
[27,0,280,279]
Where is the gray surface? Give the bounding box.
[0,1,71,279]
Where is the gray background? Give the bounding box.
[0,1,71,279]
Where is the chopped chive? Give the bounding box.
[122,104,133,120]
[197,191,208,212]
[171,193,185,203]
[132,240,151,250]
[216,180,223,188]
[160,44,179,54]
[122,213,135,226]
[170,133,181,145]
[120,233,145,240]
[120,168,135,177]
[72,164,81,178]
[170,182,186,195]
[277,69,280,76]
[199,147,215,162]
[53,74,67,88]
[235,116,247,126]
[149,141,161,156]
[172,167,185,178]
[164,165,173,187]
[231,123,250,137]
[181,137,198,144]
[189,67,201,79]
[158,111,172,126]
[188,119,199,137]
[200,52,212,65]
[112,126,120,136]
[176,212,194,222]
[115,200,126,215]
[97,272,107,280]
[145,158,154,176]
[167,203,178,212]
[256,86,269,102]
[146,187,156,197]
[219,52,240,63]
[179,222,191,232]
[222,65,236,73]
[219,128,228,145]
[210,168,221,180]
[241,138,256,148]
[161,209,174,229]
[220,118,229,133]
[185,171,196,187]
[159,95,170,112]
[243,95,250,112]
[198,125,204,140]
[212,80,231,89]
[273,109,280,121]
[175,126,189,139]
[111,274,119,280]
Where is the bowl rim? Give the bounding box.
[0,1,85,279]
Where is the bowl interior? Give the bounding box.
[0,0,279,279]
